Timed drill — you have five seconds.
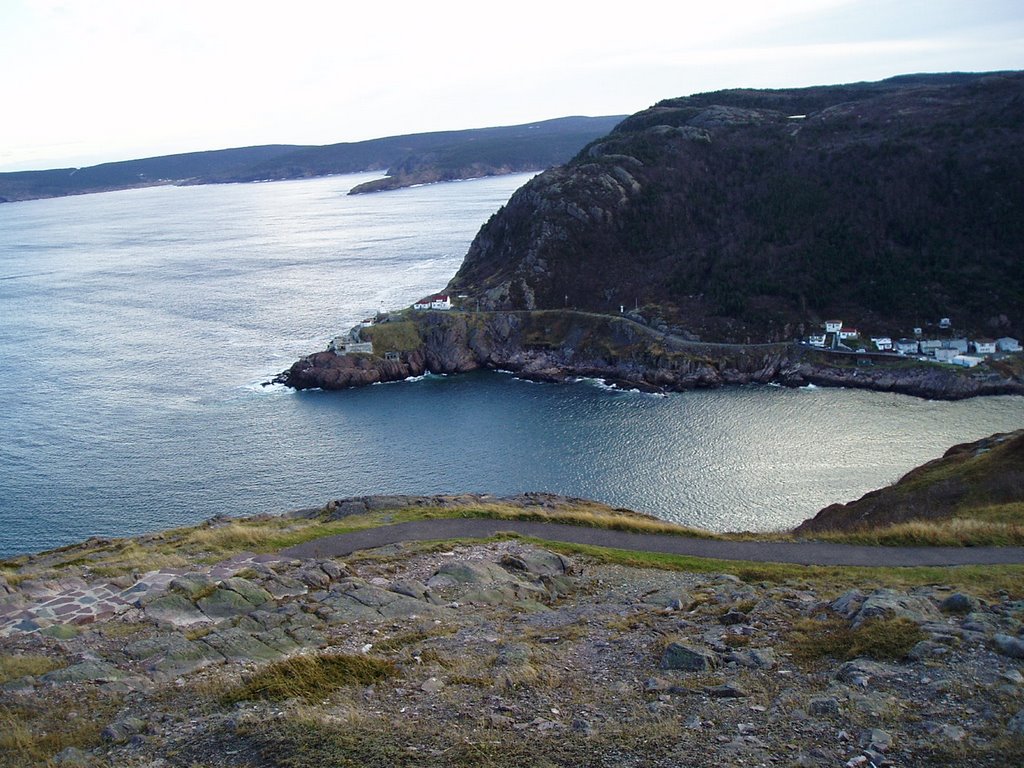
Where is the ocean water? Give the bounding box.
[1,173,1021,557]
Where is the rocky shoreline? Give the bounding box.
[275,311,1024,400]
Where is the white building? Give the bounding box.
[919,339,942,355]
[996,337,1021,352]
[414,293,452,310]
[972,339,997,355]
[808,334,827,348]
[894,339,919,355]
[329,337,374,355]
[870,337,893,351]
[934,348,959,362]
[939,317,952,329]
[839,327,859,340]
[952,355,983,368]
[824,320,843,334]
[943,338,969,353]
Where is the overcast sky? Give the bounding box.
[2,0,1022,172]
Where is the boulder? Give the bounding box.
[660,641,719,672]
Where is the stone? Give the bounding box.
[993,633,1024,659]
[263,575,308,599]
[499,550,572,577]
[706,683,748,698]
[318,560,348,580]
[860,728,893,752]
[1007,709,1024,736]
[199,627,282,662]
[420,677,445,693]
[807,696,841,717]
[660,641,719,672]
[196,588,261,619]
[908,640,949,660]
[851,589,941,627]
[52,747,90,765]
[102,716,146,743]
[220,577,272,606]
[726,648,776,669]
[428,560,520,587]
[42,661,127,684]
[940,592,979,614]
[835,659,897,686]
[168,573,217,599]
[641,587,692,610]
[296,568,331,589]
[143,593,210,627]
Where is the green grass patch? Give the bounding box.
[223,653,397,704]
[362,321,423,353]
[0,654,62,684]
[788,616,925,662]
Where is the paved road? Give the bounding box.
[281,518,1024,567]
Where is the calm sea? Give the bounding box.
[1,174,1021,556]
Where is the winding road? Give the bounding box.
[281,518,1024,567]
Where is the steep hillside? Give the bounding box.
[796,430,1024,534]
[448,72,1024,343]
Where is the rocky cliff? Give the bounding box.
[276,310,1024,399]
[447,72,1024,343]
[796,430,1024,534]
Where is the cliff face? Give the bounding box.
[276,311,1024,399]
[796,430,1024,534]
[447,72,1024,343]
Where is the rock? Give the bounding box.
[52,747,90,765]
[660,641,719,672]
[428,560,520,587]
[993,633,1024,659]
[860,727,893,752]
[199,628,282,662]
[318,560,348,580]
[42,661,127,684]
[220,577,272,606]
[705,683,748,698]
[940,592,979,614]
[720,609,746,626]
[908,640,950,660]
[641,587,693,610]
[849,589,941,627]
[102,716,146,743]
[1008,709,1024,736]
[499,550,572,577]
[807,696,841,717]
[836,659,897,686]
[937,724,967,741]
[143,593,210,627]
[169,573,217,599]
[726,648,776,669]
[420,677,445,693]
[296,567,331,589]
[196,588,262,619]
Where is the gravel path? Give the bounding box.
[281,518,1024,566]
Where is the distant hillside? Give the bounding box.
[0,116,623,203]
[795,430,1024,534]
[448,72,1024,342]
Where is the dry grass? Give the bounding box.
[0,695,120,768]
[0,653,62,684]
[799,517,1024,547]
[788,616,925,663]
[223,653,397,704]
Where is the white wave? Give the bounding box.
[240,380,291,396]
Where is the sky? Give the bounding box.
[2,0,1023,172]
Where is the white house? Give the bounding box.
[808,334,827,347]
[952,355,983,368]
[824,320,843,334]
[894,339,919,355]
[997,337,1021,352]
[939,317,952,329]
[943,338,969,353]
[414,293,452,310]
[839,327,859,340]
[919,339,942,355]
[934,348,959,362]
[870,337,893,351]
[972,339,997,355]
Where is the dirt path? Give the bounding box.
[280,518,1024,566]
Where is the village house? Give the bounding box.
[919,339,943,355]
[934,348,959,363]
[952,355,983,368]
[824,320,843,334]
[870,336,893,351]
[942,338,969,354]
[808,334,827,348]
[894,339,919,355]
[972,339,997,355]
[414,293,452,310]
[997,337,1022,352]
[839,327,859,340]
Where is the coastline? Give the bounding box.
[275,310,1024,401]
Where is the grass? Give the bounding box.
[0,653,62,684]
[788,616,926,663]
[362,320,423,353]
[0,694,121,768]
[222,653,397,704]
[799,516,1024,547]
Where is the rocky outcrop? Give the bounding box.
[796,429,1024,533]
[276,310,1024,400]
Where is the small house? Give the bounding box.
[996,337,1021,352]
[824,320,843,334]
[808,334,826,348]
[919,339,942,355]
[894,339,919,355]
[839,327,859,340]
[870,337,893,351]
[951,355,983,368]
[942,338,969,353]
[934,348,959,362]
[939,317,952,329]
[414,293,452,310]
[972,339,997,355]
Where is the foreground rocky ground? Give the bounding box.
[3,531,1024,767]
